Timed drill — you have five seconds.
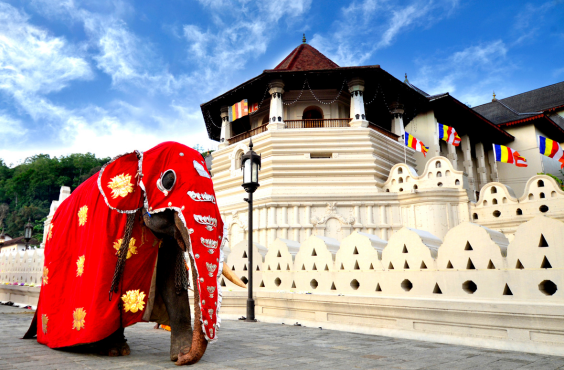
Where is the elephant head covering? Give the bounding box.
[33,142,224,348]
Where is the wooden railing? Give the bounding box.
[284,118,351,129]
[228,124,269,145]
[368,122,399,140]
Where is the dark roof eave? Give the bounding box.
[430,94,514,141]
[499,115,564,138]
[200,65,384,109]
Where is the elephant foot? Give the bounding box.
[170,329,192,362]
[99,342,130,357]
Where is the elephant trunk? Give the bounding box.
[175,253,207,366]
[173,213,207,366]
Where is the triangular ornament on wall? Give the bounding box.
[503,284,513,295]
[541,256,552,269]
[539,234,549,248]
[376,283,382,292]
[433,283,442,294]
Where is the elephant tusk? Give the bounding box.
[221,262,247,288]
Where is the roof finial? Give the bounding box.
[404,73,408,83]
[302,33,306,44]
[492,91,497,102]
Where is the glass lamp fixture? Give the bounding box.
[24,218,33,242]
[241,138,261,193]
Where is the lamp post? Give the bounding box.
[241,138,261,322]
[24,218,33,250]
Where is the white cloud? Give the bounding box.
[310,0,458,66]
[412,40,511,106]
[182,0,312,93]
[0,3,92,96]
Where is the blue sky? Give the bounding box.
[0,0,562,164]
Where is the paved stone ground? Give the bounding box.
[2,305,564,370]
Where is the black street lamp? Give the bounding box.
[241,138,261,322]
[24,218,33,250]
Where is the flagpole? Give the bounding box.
[403,134,407,164]
[492,144,499,182]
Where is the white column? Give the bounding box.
[353,203,362,232]
[447,144,458,170]
[278,204,289,240]
[292,205,300,241]
[475,142,488,188]
[390,102,405,141]
[348,78,369,128]
[218,106,231,149]
[488,149,499,182]
[305,204,313,239]
[267,79,285,131]
[461,135,475,192]
[380,205,388,240]
[268,204,278,243]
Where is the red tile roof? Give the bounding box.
[274,44,339,71]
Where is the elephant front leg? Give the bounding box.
[157,241,193,362]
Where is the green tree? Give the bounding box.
[0,153,110,238]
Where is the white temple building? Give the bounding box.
[200,37,564,248]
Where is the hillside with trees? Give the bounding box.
[0,154,110,241]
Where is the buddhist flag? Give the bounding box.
[228,99,248,122]
[249,102,259,114]
[493,144,528,167]
[438,123,461,146]
[538,136,564,169]
[404,132,429,157]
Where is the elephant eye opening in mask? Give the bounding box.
[157,170,176,196]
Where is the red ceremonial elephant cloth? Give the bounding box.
[36,142,224,348]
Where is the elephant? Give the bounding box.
[24,142,245,366]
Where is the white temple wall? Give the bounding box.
[472,175,564,240]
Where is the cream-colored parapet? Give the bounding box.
[222,240,267,290]
[262,238,300,291]
[472,175,564,240]
[291,235,339,293]
[437,222,508,272]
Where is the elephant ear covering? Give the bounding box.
[98,151,144,213]
[140,142,224,342]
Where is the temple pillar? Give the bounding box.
[390,102,405,141]
[447,143,458,170]
[267,79,285,130]
[475,142,489,188]
[348,78,369,128]
[488,149,499,182]
[461,135,475,191]
[219,106,231,149]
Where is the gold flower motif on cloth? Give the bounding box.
[72,307,86,331]
[121,290,146,313]
[78,206,88,226]
[47,224,53,241]
[113,237,137,259]
[76,255,85,277]
[42,314,48,334]
[42,267,48,285]
[107,173,134,199]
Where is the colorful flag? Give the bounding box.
[404,132,429,157]
[228,99,248,122]
[538,136,564,169]
[249,102,259,114]
[438,123,461,146]
[493,144,528,167]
